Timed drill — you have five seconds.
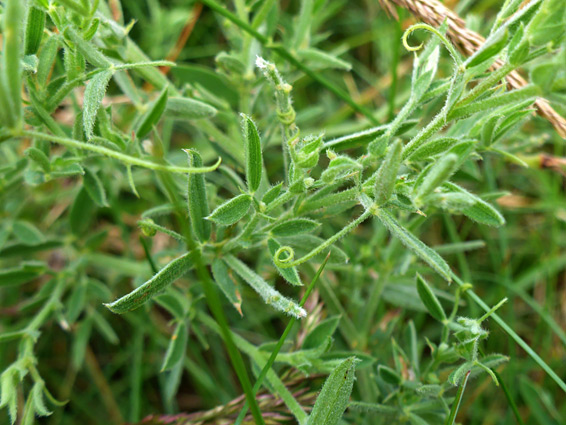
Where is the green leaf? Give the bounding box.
[36,36,60,87]
[374,140,402,205]
[416,274,446,322]
[166,97,217,120]
[412,44,440,101]
[297,48,352,70]
[136,87,169,139]
[185,150,211,242]
[327,120,417,151]
[70,187,96,235]
[105,252,194,314]
[378,365,402,385]
[31,382,51,417]
[405,137,460,161]
[467,28,508,67]
[207,194,252,226]
[63,26,111,68]
[0,366,18,424]
[161,321,189,372]
[267,239,302,287]
[13,220,45,245]
[528,0,566,45]
[445,183,505,227]
[66,281,87,324]
[531,63,558,94]
[25,147,51,173]
[450,85,540,120]
[2,0,25,128]
[304,316,341,349]
[83,70,113,139]
[223,255,306,318]
[508,24,530,66]
[25,7,46,56]
[448,361,473,386]
[413,153,458,204]
[374,209,451,281]
[241,114,263,193]
[64,47,86,82]
[83,168,108,207]
[271,218,320,237]
[262,183,283,205]
[0,261,47,286]
[211,258,243,316]
[307,357,357,425]
[92,310,119,345]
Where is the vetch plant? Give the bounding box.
[1,0,565,424]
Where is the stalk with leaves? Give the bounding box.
[1,0,565,424]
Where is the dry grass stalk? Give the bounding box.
[379,0,566,138]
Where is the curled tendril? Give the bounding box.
[277,108,297,126]
[272,209,372,269]
[402,23,464,70]
[274,246,295,267]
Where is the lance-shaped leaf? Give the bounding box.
[83,70,113,139]
[206,194,252,226]
[63,26,112,68]
[136,87,169,139]
[508,24,530,66]
[223,255,306,318]
[25,147,51,173]
[307,357,358,425]
[161,321,189,371]
[467,28,508,68]
[63,27,111,68]
[405,137,461,161]
[83,168,108,207]
[303,315,341,349]
[297,48,352,70]
[185,150,211,242]
[25,7,46,56]
[411,44,440,102]
[414,153,458,204]
[31,381,51,417]
[374,140,402,205]
[211,258,243,315]
[378,365,402,385]
[416,274,447,322]
[241,114,263,193]
[445,182,505,227]
[271,218,320,237]
[37,36,59,87]
[3,0,25,127]
[375,209,451,282]
[105,252,194,313]
[166,97,217,120]
[13,220,45,245]
[326,120,417,151]
[0,261,47,286]
[268,238,302,286]
[262,183,283,205]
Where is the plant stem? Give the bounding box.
[20,130,221,174]
[451,271,566,393]
[193,248,266,425]
[234,253,331,425]
[200,0,379,125]
[275,209,371,268]
[445,370,470,425]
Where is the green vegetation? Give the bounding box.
[1,0,565,424]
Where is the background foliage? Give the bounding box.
[1,0,565,424]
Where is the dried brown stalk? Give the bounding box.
[379,0,566,138]
[138,373,320,425]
